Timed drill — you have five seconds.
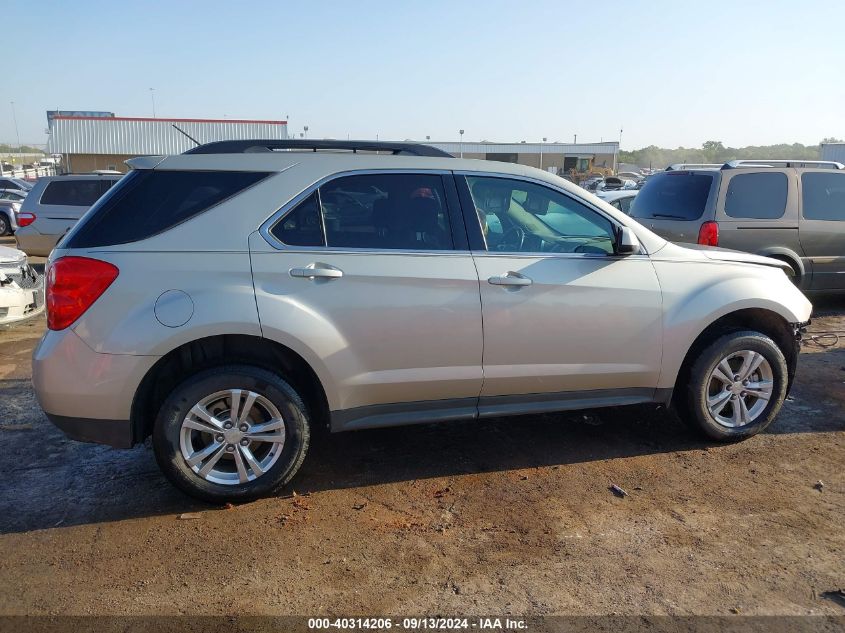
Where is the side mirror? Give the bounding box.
[615,227,641,255]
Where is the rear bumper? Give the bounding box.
[14,227,59,257]
[32,328,160,447]
[46,413,133,448]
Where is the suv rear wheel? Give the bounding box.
[683,330,788,441]
[153,365,310,502]
[0,213,10,236]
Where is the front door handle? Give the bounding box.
[290,263,343,279]
[488,272,532,287]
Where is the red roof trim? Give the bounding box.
[52,116,287,125]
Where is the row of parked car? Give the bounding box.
[0,177,41,326]
[0,171,123,251]
[0,172,123,326]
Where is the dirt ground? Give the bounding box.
[0,235,843,618]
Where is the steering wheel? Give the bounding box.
[499,226,526,251]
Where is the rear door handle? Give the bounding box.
[290,264,344,279]
[488,272,532,287]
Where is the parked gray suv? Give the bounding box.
[631,160,845,291]
[32,141,811,502]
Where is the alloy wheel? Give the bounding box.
[179,389,286,485]
[706,350,774,428]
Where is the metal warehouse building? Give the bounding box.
[821,142,845,164]
[46,114,288,173]
[430,141,620,175]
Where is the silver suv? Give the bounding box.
[631,160,845,291]
[15,173,122,256]
[32,140,812,502]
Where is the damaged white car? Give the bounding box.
[0,245,43,325]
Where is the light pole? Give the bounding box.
[540,137,547,170]
[459,129,464,158]
[303,125,309,139]
[149,88,156,118]
[574,133,577,144]
[10,101,21,148]
[10,102,21,168]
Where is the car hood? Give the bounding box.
[656,242,794,274]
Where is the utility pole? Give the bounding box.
[149,88,156,118]
[540,137,547,170]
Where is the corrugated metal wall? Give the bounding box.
[430,141,618,155]
[47,118,287,155]
[821,143,845,163]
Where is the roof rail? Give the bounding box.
[665,163,723,171]
[183,139,454,158]
[722,159,845,170]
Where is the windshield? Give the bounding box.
[630,172,714,221]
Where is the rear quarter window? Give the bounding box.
[724,172,787,219]
[65,170,270,248]
[40,179,115,206]
[802,172,845,221]
[629,172,714,221]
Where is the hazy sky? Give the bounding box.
[3,0,844,149]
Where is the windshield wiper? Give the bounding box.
[649,213,688,220]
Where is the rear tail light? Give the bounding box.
[697,221,719,247]
[17,212,36,227]
[46,256,119,331]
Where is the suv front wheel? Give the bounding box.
[683,330,788,441]
[153,365,311,502]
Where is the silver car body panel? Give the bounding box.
[250,233,484,412]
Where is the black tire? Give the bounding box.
[682,330,788,442]
[0,213,10,236]
[153,365,310,503]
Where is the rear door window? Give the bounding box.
[65,170,270,248]
[270,173,454,251]
[801,172,845,221]
[724,172,787,219]
[629,172,714,221]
